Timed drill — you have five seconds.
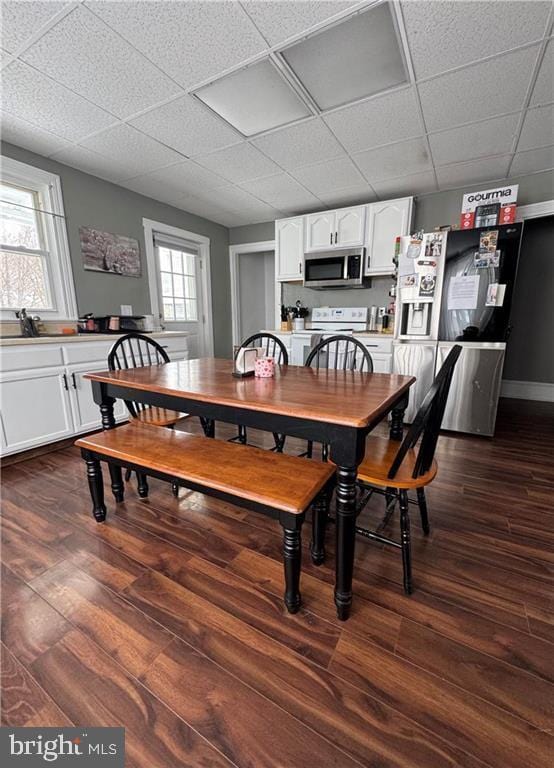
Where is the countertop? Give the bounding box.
[0,331,189,347]
[261,329,393,339]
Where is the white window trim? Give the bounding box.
[229,240,276,348]
[143,218,214,356]
[0,155,77,322]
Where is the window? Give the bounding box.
[0,156,76,321]
[153,233,199,324]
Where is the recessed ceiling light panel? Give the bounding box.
[281,2,408,111]
[194,59,311,137]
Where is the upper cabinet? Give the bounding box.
[275,197,413,282]
[276,216,304,281]
[365,197,413,276]
[305,206,366,251]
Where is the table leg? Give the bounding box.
[108,464,124,503]
[389,393,409,441]
[310,487,330,566]
[200,417,215,438]
[334,464,358,620]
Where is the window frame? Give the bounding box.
[0,156,77,322]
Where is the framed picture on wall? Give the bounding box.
[80,226,141,277]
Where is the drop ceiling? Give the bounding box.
[0,0,552,228]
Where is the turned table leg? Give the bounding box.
[108,463,124,503]
[84,454,107,522]
[310,488,330,566]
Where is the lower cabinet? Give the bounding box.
[0,335,188,456]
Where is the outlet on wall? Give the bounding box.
[120,305,133,316]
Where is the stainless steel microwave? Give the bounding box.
[303,248,367,289]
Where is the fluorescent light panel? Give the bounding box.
[195,59,311,137]
[281,2,408,111]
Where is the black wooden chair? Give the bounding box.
[311,344,462,595]
[229,332,289,451]
[108,333,188,497]
[303,335,374,461]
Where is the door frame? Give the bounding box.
[143,218,214,356]
[229,239,276,348]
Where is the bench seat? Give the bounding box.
[75,423,335,613]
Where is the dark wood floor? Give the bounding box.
[1,398,553,768]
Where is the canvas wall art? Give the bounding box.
[80,226,141,277]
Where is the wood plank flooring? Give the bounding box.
[1,398,553,768]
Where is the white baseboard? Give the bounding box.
[501,379,554,402]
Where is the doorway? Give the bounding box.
[230,240,277,348]
[143,218,214,359]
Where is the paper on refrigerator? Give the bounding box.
[447,274,480,310]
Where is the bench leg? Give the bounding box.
[137,473,149,498]
[282,525,302,614]
[417,487,430,535]
[108,463,124,503]
[310,490,329,566]
[171,480,179,497]
[85,456,107,522]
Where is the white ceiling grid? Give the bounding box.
[0,0,552,227]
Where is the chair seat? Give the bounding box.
[357,435,437,490]
[132,407,187,428]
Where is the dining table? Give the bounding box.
[86,357,415,620]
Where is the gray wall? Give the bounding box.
[282,277,391,320]
[503,215,554,383]
[1,141,232,357]
[229,221,274,245]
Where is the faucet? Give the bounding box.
[15,309,40,337]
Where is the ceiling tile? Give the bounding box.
[510,145,554,176]
[50,145,132,183]
[372,171,437,199]
[402,0,551,80]
[317,183,376,207]
[0,111,72,156]
[323,87,423,153]
[0,1,67,53]
[194,143,280,183]
[517,104,554,151]
[419,46,540,133]
[1,60,114,141]
[530,39,553,106]
[86,0,267,89]
[428,113,520,166]
[130,95,241,157]
[436,155,511,189]
[354,138,432,183]
[252,118,344,170]
[240,173,321,209]
[290,157,366,196]
[119,176,190,208]
[80,124,184,176]
[177,192,245,226]
[141,161,227,195]
[22,5,182,118]
[1,49,14,70]
[242,1,358,46]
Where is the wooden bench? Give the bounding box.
[75,424,335,613]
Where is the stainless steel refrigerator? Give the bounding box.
[437,223,523,436]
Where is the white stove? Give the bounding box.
[290,307,369,365]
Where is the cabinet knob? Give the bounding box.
[299,262,302,274]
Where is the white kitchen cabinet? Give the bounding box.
[305,206,366,251]
[0,333,189,456]
[276,217,304,281]
[67,362,127,433]
[0,367,75,454]
[358,337,393,373]
[305,211,335,251]
[335,206,366,247]
[365,197,413,275]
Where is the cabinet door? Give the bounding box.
[366,198,413,275]
[305,212,335,251]
[335,206,366,247]
[0,367,74,455]
[67,364,127,434]
[276,217,304,280]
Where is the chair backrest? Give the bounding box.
[107,333,170,418]
[236,333,289,365]
[305,334,373,373]
[387,345,462,480]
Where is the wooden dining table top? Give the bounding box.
[85,357,415,429]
